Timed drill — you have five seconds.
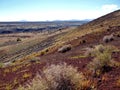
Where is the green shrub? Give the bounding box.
[87,45,117,76]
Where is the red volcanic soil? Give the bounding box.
[0,62,46,90]
[0,26,120,90]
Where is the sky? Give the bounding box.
[0,0,120,21]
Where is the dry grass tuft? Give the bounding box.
[87,45,117,76]
[116,78,120,87]
[18,63,93,90]
[0,62,4,68]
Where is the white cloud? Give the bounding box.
[0,9,114,21]
[0,10,100,21]
[102,4,119,12]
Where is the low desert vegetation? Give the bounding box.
[0,62,4,68]
[18,63,93,90]
[71,55,87,59]
[29,57,40,63]
[17,38,22,42]
[22,73,31,79]
[87,44,117,76]
[116,31,120,37]
[116,78,120,87]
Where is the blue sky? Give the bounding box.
[0,0,120,21]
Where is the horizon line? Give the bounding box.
[0,19,93,22]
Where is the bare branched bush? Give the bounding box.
[18,63,92,90]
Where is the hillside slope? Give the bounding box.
[0,10,120,90]
[59,10,120,42]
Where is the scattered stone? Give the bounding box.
[58,44,72,53]
[84,47,94,56]
[4,61,11,67]
[103,33,114,43]
[80,39,86,44]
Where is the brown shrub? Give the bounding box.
[18,63,92,90]
[17,38,22,42]
[29,57,40,63]
[40,51,45,56]
[116,33,120,37]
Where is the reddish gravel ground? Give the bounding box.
[0,26,120,90]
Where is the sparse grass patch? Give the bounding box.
[4,68,10,73]
[116,78,120,87]
[110,60,120,67]
[47,42,64,53]
[0,62,4,68]
[5,84,12,90]
[39,48,50,56]
[23,73,31,79]
[12,67,18,72]
[70,55,87,59]
[101,73,108,81]
[13,78,18,86]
